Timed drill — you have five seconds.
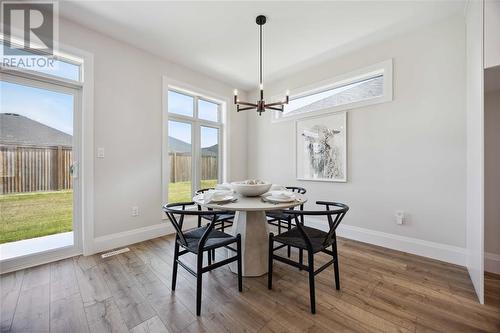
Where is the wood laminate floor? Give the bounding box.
[1,233,499,333]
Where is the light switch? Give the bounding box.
[97,147,105,158]
[132,206,139,216]
[395,211,405,225]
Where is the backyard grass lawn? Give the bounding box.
[0,180,217,244]
[168,179,217,203]
[0,190,73,244]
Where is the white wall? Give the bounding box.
[248,15,467,249]
[57,19,247,248]
[484,0,500,69]
[485,90,500,273]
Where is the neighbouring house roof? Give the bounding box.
[0,113,72,146]
[286,76,384,116]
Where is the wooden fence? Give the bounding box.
[169,152,218,182]
[0,144,73,194]
[0,147,216,193]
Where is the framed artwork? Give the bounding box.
[296,112,347,182]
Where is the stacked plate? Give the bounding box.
[262,190,297,203]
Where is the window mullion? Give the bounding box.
[193,97,200,194]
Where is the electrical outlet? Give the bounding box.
[132,206,139,217]
[97,147,105,158]
[395,211,405,225]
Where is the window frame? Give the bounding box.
[272,59,393,122]
[163,82,225,206]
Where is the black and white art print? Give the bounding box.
[296,112,347,182]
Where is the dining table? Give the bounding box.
[193,192,307,277]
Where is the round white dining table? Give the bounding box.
[193,193,307,277]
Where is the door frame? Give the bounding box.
[0,46,94,274]
[465,0,485,304]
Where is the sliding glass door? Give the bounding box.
[0,75,81,260]
[167,89,222,203]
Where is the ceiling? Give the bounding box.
[60,1,465,91]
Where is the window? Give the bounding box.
[275,59,392,121]
[168,90,194,117]
[167,121,193,203]
[198,99,219,122]
[1,40,83,82]
[166,87,223,203]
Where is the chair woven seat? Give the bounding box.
[274,225,333,253]
[201,213,234,222]
[183,226,236,253]
[266,211,293,221]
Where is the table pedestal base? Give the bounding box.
[228,210,269,277]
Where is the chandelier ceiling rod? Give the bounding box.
[259,15,264,101]
[234,15,289,116]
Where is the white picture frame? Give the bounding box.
[296,112,347,182]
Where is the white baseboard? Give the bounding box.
[485,252,500,274]
[91,218,468,266]
[91,218,197,255]
[306,218,466,266]
[2,218,475,274]
[92,223,171,254]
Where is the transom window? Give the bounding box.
[274,59,393,121]
[166,88,223,203]
[1,38,83,83]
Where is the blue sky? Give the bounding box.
[1,81,74,135]
[3,43,81,81]
[36,59,80,81]
[168,120,191,144]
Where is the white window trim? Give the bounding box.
[272,59,393,123]
[161,77,228,214]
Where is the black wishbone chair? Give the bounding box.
[268,201,349,314]
[266,186,307,257]
[195,188,235,232]
[163,202,242,316]
[195,188,236,263]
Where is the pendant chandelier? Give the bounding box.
[234,15,289,116]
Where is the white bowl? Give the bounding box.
[231,181,272,197]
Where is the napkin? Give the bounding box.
[215,183,233,191]
[269,184,288,192]
[269,190,295,199]
[262,184,288,197]
[203,189,233,203]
